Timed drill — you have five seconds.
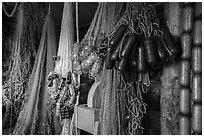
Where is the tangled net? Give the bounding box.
[2,2,46,132]
[99,2,162,135]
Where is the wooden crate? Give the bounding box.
[74,104,100,134]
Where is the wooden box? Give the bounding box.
[74,104,100,134]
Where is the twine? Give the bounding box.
[3,2,19,17]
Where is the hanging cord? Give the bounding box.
[70,3,80,135]
[75,2,80,91]
[76,2,79,43]
[116,72,133,92]
[9,86,12,134]
[48,2,51,14]
[3,2,19,18]
[126,82,147,135]
[75,91,80,134]
[70,91,80,135]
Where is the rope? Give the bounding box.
[116,73,133,92]
[69,90,80,135]
[76,2,79,43]
[69,4,80,134]
[124,3,162,38]
[9,87,12,134]
[126,82,147,135]
[114,70,147,135]
[75,2,81,92]
[75,92,80,134]
[3,2,18,17]
[48,2,51,13]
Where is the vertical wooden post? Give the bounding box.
[160,2,182,135]
[160,64,180,135]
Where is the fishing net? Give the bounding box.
[67,2,125,135]
[71,3,126,79]
[2,2,46,133]
[98,3,151,135]
[95,3,126,135]
[46,3,76,135]
[54,3,74,75]
[8,2,162,135]
[12,12,57,135]
[70,2,149,135]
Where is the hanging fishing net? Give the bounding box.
[70,2,151,135]
[2,3,46,133]
[12,11,57,134]
[67,2,157,135]
[7,2,166,135]
[45,3,76,135]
